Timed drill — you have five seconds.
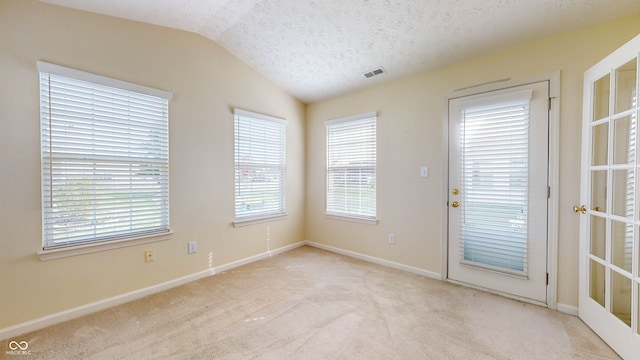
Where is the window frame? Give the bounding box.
[37,61,173,259]
[233,108,287,226]
[325,111,378,224]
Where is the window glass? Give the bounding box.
[234,109,287,221]
[325,113,377,219]
[39,62,171,249]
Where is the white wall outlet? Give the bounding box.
[388,233,396,244]
[188,241,197,254]
[420,166,429,178]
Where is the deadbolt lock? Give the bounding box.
[452,188,459,195]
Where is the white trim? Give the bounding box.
[324,111,377,126]
[215,241,304,273]
[1,241,305,341]
[36,61,173,100]
[0,267,211,341]
[454,89,533,111]
[546,71,561,311]
[233,108,287,125]
[233,214,288,227]
[557,303,579,316]
[441,92,451,281]
[324,213,378,225]
[37,231,173,261]
[305,241,441,280]
[442,72,561,308]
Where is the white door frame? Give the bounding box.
[441,71,560,310]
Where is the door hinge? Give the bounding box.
[548,97,552,111]
[546,273,549,285]
[547,186,551,199]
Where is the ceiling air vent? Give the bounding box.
[363,67,385,79]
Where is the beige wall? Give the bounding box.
[0,0,305,328]
[3,0,640,332]
[306,14,640,308]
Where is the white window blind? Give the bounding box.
[234,109,287,221]
[326,112,377,220]
[623,89,637,271]
[459,97,530,275]
[39,62,172,250]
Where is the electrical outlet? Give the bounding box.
[388,233,396,244]
[145,250,154,262]
[188,241,197,254]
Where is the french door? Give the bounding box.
[579,34,640,359]
[448,81,549,304]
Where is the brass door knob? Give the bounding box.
[573,205,587,214]
[451,201,460,208]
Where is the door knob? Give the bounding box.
[573,205,587,214]
[451,201,460,208]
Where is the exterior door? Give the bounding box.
[448,81,549,304]
[579,34,640,359]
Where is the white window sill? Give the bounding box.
[37,231,173,261]
[324,213,378,225]
[233,213,287,227]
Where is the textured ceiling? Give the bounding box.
[42,0,640,103]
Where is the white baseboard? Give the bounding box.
[304,241,579,316]
[214,241,305,273]
[304,241,441,280]
[2,239,573,341]
[556,303,579,316]
[0,241,306,341]
[0,269,213,342]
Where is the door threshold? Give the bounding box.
[447,278,547,308]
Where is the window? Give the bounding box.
[325,112,377,221]
[234,109,287,223]
[38,62,172,250]
[458,94,531,273]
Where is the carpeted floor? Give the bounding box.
[4,246,619,359]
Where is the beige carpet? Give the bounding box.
[4,246,619,359]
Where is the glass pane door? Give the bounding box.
[580,35,640,359]
[588,58,637,325]
[448,81,549,304]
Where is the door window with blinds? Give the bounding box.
[325,112,377,221]
[458,92,532,275]
[234,109,287,223]
[38,62,172,250]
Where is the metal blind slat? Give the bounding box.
[234,110,287,220]
[326,114,377,219]
[459,100,529,274]
[40,69,170,250]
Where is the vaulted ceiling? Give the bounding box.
[42,0,640,103]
